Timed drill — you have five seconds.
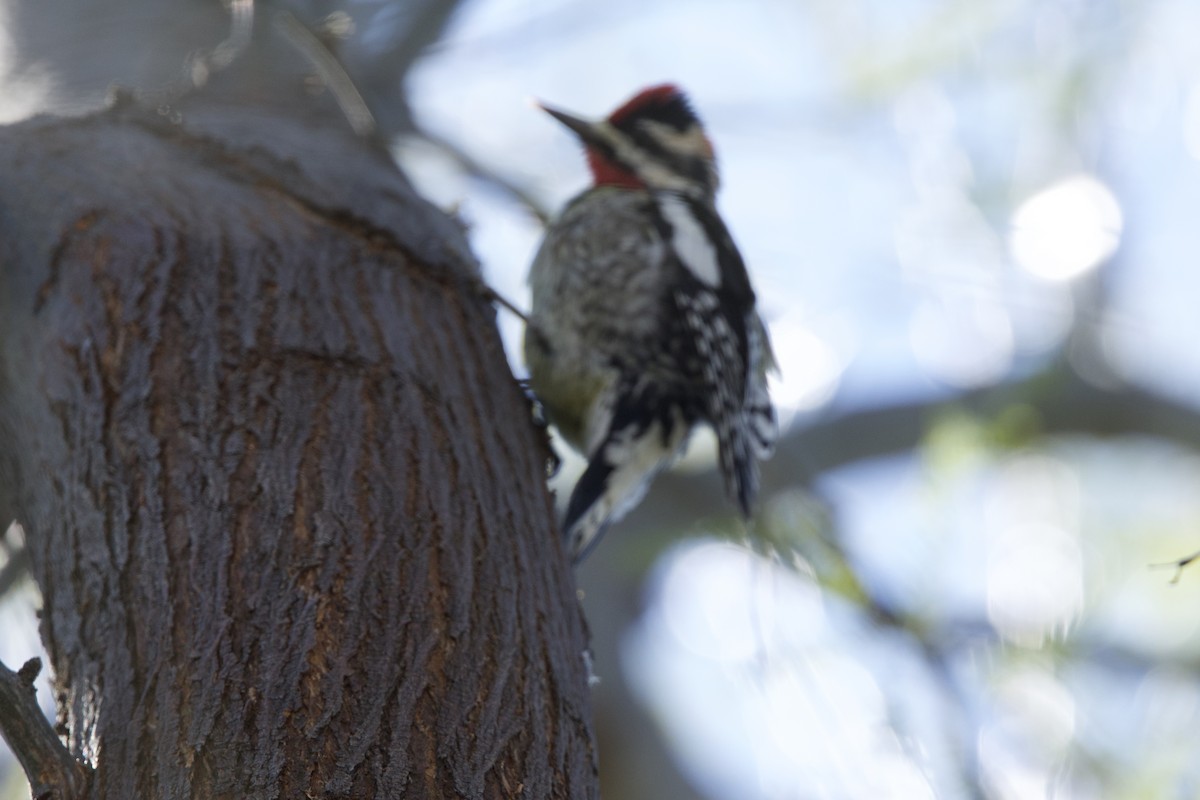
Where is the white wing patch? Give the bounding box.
[658,195,722,288]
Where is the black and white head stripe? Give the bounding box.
[540,85,719,195]
[608,86,718,193]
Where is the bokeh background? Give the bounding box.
[3,1,1200,798]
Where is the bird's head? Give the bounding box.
[539,84,719,197]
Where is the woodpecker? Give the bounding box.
[524,84,777,563]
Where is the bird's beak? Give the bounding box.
[538,102,603,145]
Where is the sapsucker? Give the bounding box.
[524,84,777,563]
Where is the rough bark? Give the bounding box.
[0,88,596,797]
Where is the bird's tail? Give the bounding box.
[562,390,689,563]
[716,368,776,517]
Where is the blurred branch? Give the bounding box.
[1151,551,1200,585]
[411,126,553,225]
[595,361,1200,798]
[357,0,462,95]
[275,9,376,138]
[340,0,468,137]
[917,610,1200,677]
[0,543,29,599]
[782,364,1200,477]
[815,515,1200,798]
[629,362,1200,533]
[0,658,90,799]
[188,0,255,86]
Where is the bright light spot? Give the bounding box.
[628,541,941,799]
[983,454,1080,535]
[986,522,1083,646]
[909,297,1014,386]
[766,318,843,416]
[758,657,934,799]
[1009,175,1122,281]
[994,668,1077,755]
[659,541,825,663]
[978,727,1052,800]
[755,656,937,799]
[763,654,883,753]
[978,667,1076,799]
[982,454,1084,647]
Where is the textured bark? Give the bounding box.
[0,94,596,798]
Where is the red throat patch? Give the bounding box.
[586,147,644,189]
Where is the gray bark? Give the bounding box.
[0,73,597,798]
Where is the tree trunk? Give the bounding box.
[0,78,596,798]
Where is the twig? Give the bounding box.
[478,283,530,324]
[412,126,554,226]
[205,0,255,74]
[274,10,377,138]
[135,0,255,110]
[0,543,29,599]
[0,658,90,799]
[1151,550,1200,585]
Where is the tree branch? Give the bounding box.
[274,9,377,138]
[339,0,469,137]
[620,364,1200,540]
[0,658,90,800]
[412,126,554,225]
[1151,551,1200,584]
[0,542,29,599]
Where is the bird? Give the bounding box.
[523,84,777,563]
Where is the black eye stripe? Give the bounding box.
[627,127,666,156]
[624,128,711,185]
